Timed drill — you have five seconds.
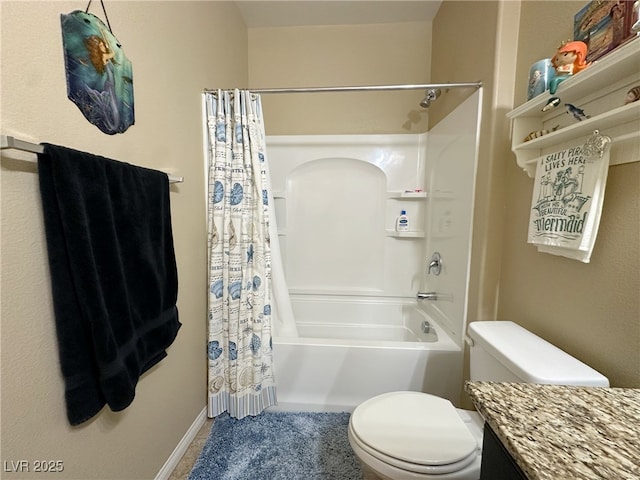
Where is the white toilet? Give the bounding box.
[348,320,609,480]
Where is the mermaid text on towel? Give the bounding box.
[531,146,588,234]
[528,142,610,263]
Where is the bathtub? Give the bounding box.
[271,295,463,412]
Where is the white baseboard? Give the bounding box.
[268,401,355,413]
[155,406,208,480]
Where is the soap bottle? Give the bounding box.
[396,210,409,232]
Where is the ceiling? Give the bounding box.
[235,1,443,28]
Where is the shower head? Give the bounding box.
[420,88,441,108]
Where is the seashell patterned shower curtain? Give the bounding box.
[203,89,277,419]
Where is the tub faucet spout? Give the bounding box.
[417,291,438,301]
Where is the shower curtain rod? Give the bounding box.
[1,135,184,184]
[204,81,482,95]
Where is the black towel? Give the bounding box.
[37,144,181,425]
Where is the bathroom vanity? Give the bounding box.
[465,381,640,480]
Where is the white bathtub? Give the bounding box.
[271,295,463,412]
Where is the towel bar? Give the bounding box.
[1,135,184,184]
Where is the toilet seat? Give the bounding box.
[349,391,480,475]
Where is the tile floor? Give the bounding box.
[168,418,214,479]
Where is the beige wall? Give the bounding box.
[254,1,639,394]
[431,0,519,407]
[0,2,247,479]
[248,22,433,134]
[2,2,637,478]
[499,0,640,388]
[432,0,639,397]
[431,0,507,325]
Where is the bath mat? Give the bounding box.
[188,411,363,480]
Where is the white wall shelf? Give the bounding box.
[507,38,640,177]
[387,191,428,199]
[387,192,426,238]
[385,229,425,238]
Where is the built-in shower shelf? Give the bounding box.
[385,230,425,238]
[387,191,428,199]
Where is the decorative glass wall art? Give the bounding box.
[60,10,134,134]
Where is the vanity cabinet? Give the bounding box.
[466,382,640,480]
[479,424,527,480]
[507,38,640,177]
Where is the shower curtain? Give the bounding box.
[203,89,291,419]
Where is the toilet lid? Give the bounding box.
[351,391,478,466]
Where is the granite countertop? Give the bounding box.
[465,381,640,480]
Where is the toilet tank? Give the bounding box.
[467,321,609,387]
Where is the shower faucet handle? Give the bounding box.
[428,252,442,276]
[417,292,438,301]
[416,291,453,301]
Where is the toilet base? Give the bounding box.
[358,460,388,480]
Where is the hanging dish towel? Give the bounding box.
[527,138,610,263]
[37,144,180,425]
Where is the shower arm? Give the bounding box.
[204,82,482,95]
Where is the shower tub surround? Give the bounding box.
[272,296,463,412]
[267,91,481,341]
[266,91,482,412]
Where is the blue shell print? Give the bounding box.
[262,189,268,205]
[250,334,261,354]
[215,122,226,142]
[213,181,224,203]
[230,183,244,205]
[210,279,224,298]
[252,275,261,291]
[228,281,242,300]
[228,342,238,360]
[263,304,271,316]
[208,340,223,360]
[235,123,243,143]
